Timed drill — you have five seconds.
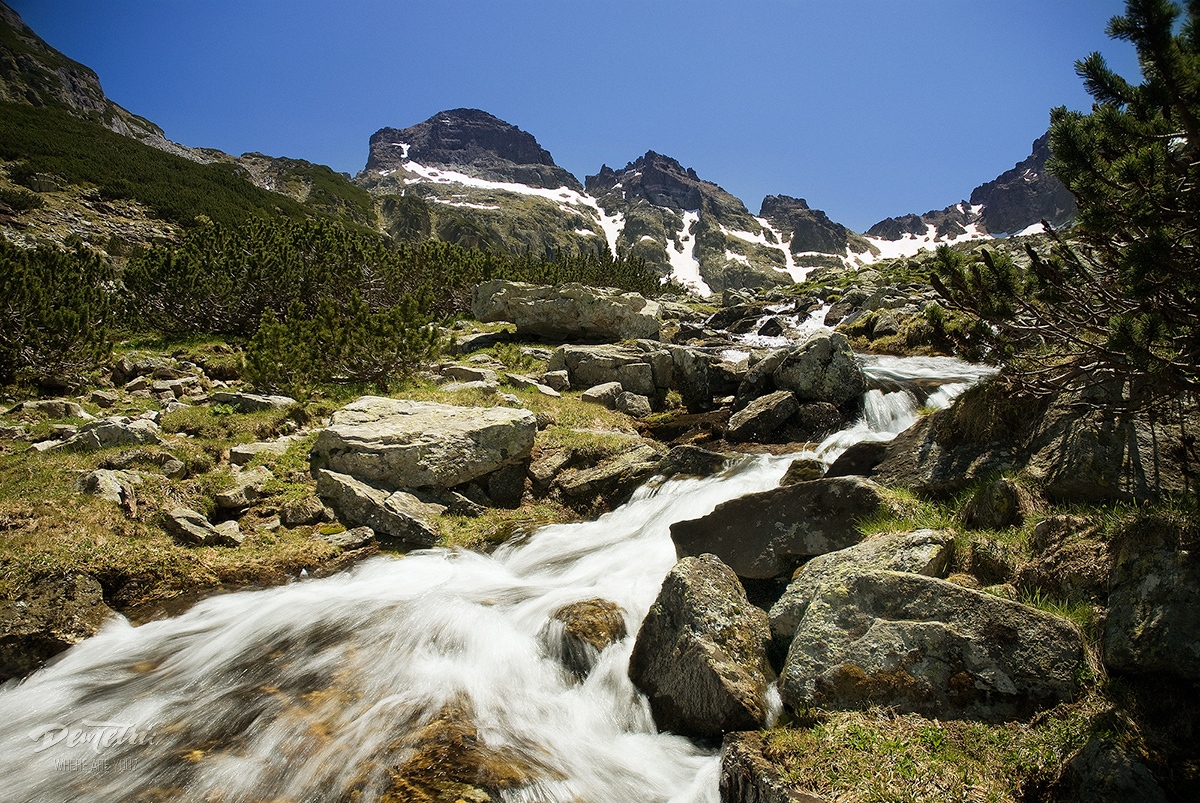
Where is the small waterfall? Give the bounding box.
[0,355,989,803]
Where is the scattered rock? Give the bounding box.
[442,365,498,383]
[556,443,664,508]
[311,396,537,490]
[540,370,571,391]
[615,391,653,418]
[315,525,376,550]
[779,570,1086,722]
[213,520,244,546]
[780,458,825,485]
[207,391,296,412]
[656,444,729,479]
[0,573,117,681]
[580,381,623,408]
[57,417,161,451]
[164,507,240,547]
[671,477,887,580]
[89,390,119,408]
[214,466,273,511]
[74,468,141,515]
[229,437,295,466]
[629,555,772,740]
[281,496,331,528]
[6,398,93,420]
[315,469,443,547]
[504,372,560,397]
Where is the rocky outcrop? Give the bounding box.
[779,570,1086,722]
[671,477,887,580]
[759,195,853,256]
[473,281,661,342]
[971,132,1076,235]
[364,108,582,191]
[629,555,772,740]
[311,396,536,490]
[0,573,116,681]
[315,470,442,547]
[768,529,955,649]
[869,381,1196,502]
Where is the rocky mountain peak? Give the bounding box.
[759,195,857,257]
[364,108,581,191]
[970,132,1076,235]
[585,150,742,216]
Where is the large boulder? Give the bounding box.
[629,555,772,740]
[1104,531,1200,680]
[671,477,888,580]
[311,397,536,490]
[0,573,117,681]
[555,443,665,509]
[780,570,1086,722]
[727,390,799,442]
[316,470,443,547]
[472,280,661,341]
[768,529,955,649]
[57,417,162,451]
[773,332,866,407]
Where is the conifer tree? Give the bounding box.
[932,0,1200,409]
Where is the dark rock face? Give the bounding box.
[971,132,1076,234]
[671,477,886,580]
[586,151,735,214]
[866,213,927,240]
[629,555,772,741]
[365,108,581,190]
[0,573,116,681]
[759,194,852,256]
[1104,532,1200,680]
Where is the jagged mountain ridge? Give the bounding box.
[0,0,1073,295]
[864,133,1076,256]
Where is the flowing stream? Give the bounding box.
[0,355,990,803]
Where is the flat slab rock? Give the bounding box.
[311,396,537,490]
[780,569,1086,723]
[670,477,888,580]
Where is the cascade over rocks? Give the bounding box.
[472,280,661,342]
[779,570,1086,723]
[311,396,536,491]
[629,554,772,741]
[671,477,887,580]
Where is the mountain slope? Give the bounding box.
[0,1,199,161]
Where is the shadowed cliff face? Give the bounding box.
[970,132,1076,235]
[365,108,582,191]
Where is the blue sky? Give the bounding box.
[12,0,1139,231]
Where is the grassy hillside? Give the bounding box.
[0,102,313,227]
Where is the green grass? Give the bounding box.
[764,696,1105,803]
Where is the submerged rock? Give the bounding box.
[543,598,628,678]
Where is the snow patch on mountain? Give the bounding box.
[667,210,711,296]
